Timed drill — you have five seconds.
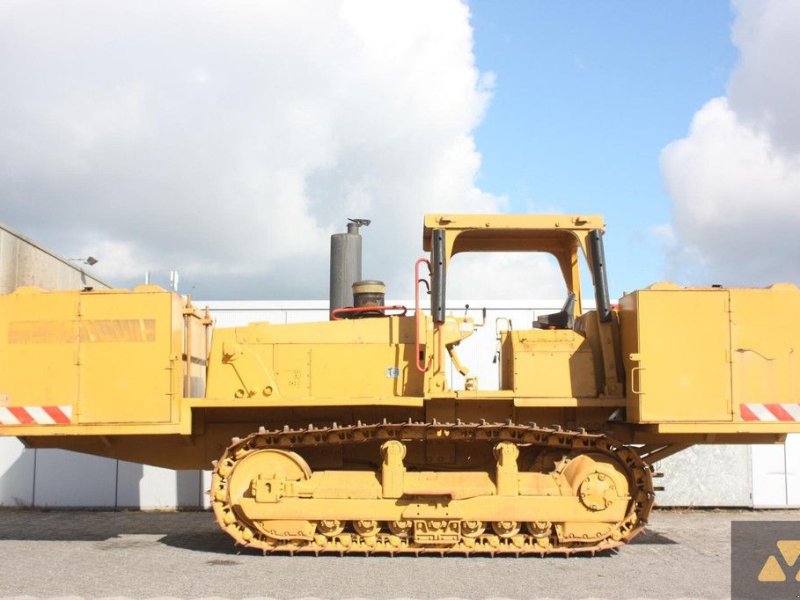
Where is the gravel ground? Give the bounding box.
[0,508,797,599]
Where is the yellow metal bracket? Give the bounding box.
[222,341,280,399]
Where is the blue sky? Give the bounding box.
[469,1,737,297]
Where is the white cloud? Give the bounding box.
[0,0,508,299]
[728,0,800,154]
[661,0,800,287]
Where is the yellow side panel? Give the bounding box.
[310,345,422,399]
[271,343,422,400]
[77,292,174,423]
[729,287,800,409]
[204,317,424,402]
[0,290,80,408]
[508,329,597,398]
[630,290,732,422]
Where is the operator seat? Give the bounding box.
[532,292,576,330]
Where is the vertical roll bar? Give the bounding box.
[431,229,446,324]
[588,229,612,323]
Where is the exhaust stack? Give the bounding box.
[329,218,370,320]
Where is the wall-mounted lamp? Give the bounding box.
[69,256,99,266]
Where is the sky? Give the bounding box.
[1,0,798,302]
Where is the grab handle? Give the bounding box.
[415,258,433,373]
[630,366,644,395]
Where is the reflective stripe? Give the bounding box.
[26,406,54,425]
[748,403,778,422]
[783,404,800,421]
[740,404,759,421]
[0,407,16,425]
[7,406,35,425]
[0,405,73,425]
[740,403,800,422]
[764,403,794,422]
[43,405,71,424]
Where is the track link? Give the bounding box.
[211,421,654,556]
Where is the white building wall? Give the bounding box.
[0,437,34,506]
[0,300,796,509]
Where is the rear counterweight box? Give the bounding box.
[0,285,208,429]
[619,283,800,425]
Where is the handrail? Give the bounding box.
[415,258,433,373]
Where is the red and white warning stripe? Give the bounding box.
[740,403,800,422]
[0,405,72,425]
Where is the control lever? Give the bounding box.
[463,304,487,327]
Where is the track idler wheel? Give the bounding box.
[213,448,315,546]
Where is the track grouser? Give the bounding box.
[1,214,799,555]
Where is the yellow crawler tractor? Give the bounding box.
[1,214,798,555]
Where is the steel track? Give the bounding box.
[211,421,654,556]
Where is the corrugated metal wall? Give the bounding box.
[0,300,797,508]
